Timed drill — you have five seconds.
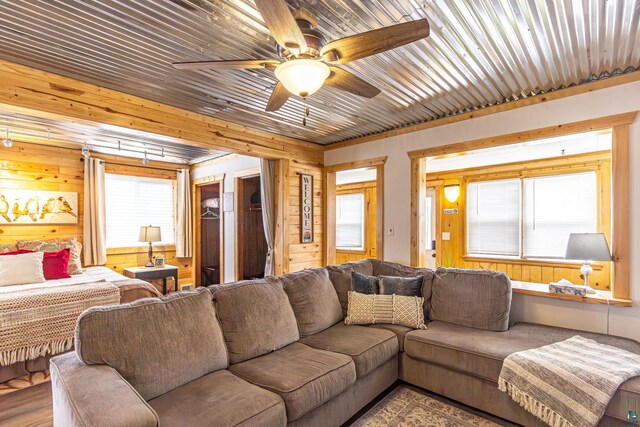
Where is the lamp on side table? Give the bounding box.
[565,233,612,294]
[139,226,161,267]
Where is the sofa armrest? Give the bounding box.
[50,352,159,427]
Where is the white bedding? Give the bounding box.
[0,266,128,293]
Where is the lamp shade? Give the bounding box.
[139,226,161,243]
[565,233,612,262]
[274,59,330,97]
[443,184,460,203]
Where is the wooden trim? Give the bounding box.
[462,256,604,271]
[234,176,243,281]
[233,167,261,178]
[106,244,176,255]
[325,171,337,265]
[274,159,290,275]
[325,71,640,151]
[193,173,225,186]
[190,154,238,170]
[511,282,631,307]
[0,60,323,163]
[324,157,387,172]
[612,125,631,300]
[410,157,426,267]
[376,166,384,261]
[336,181,377,191]
[408,112,638,159]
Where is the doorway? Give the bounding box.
[235,174,268,280]
[194,177,224,287]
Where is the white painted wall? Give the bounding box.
[325,81,640,341]
[191,155,261,283]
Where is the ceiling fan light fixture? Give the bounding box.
[274,59,330,97]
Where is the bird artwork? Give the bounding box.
[25,197,40,222]
[40,198,56,220]
[12,199,26,222]
[57,196,77,218]
[0,195,10,223]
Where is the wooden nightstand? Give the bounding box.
[124,265,179,295]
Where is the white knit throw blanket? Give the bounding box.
[0,282,120,366]
[498,335,640,427]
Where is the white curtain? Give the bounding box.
[175,168,193,258]
[260,159,276,276]
[83,158,107,266]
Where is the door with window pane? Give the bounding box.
[335,183,377,263]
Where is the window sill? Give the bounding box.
[106,244,177,255]
[463,256,604,271]
[336,249,367,254]
[511,281,631,307]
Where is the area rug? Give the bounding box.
[352,386,505,426]
[0,370,50,397]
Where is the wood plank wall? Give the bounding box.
[288,161,325,272]
[0,142,192,283]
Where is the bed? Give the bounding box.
[0,266,161,383]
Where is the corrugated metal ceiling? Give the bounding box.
[0,0,638,145]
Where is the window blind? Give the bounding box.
[105,174,175,248]
[467,179,520,257]
[523,172,597,259]
[336,193,365,250]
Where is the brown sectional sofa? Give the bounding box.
[50,259,640,426]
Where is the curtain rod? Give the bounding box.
[97,160,183,173]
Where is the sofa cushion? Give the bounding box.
[229,342,356,421]
[378,275,423,296]
[300,322,398,378]
[345,291,427,329]
[372,260,434,317]
[368,324,412,352]
[351,271,379,294]
[76,288,227,401]
[403,321,640,422]
[209,279,299,364]
[429,267,511,331]
[280,268,343,337]
[326,259,375,315]
[148,370,286,427]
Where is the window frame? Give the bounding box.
[335,191,367,251]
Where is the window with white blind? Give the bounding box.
[467,179,521,257]
[523,172,597,259]
[105,174,175,248]
[336,193,365,250]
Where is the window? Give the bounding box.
[105,174,175,248]
[467,179,520,257]
[336,193,365,250]
[523,172,597,259]
[466,172,597,260]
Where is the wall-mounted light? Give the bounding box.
[142,151,149,165]
[81,141,91,158]
[2,128,12,148]
[443,184,460,203]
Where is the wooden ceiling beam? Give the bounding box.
[0,60,323,164]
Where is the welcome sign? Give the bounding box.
[300,173,313,243]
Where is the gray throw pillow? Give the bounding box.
[379,275,423,297]
[351,271,379,294]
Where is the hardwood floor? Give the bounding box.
[0,382,52,427]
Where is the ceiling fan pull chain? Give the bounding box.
[302,96,308,126]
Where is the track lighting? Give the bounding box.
[142,151,149,165]
[81,141,90,158]
[3,128,12,148]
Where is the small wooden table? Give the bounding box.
[124,265,179,295]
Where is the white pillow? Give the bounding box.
[0,252,46,286]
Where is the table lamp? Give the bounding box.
[565,233,612,294]
[139,226,161,267]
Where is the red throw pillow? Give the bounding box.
[42,248,71,280]
[0,249,33,256]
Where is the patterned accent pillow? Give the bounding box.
[379,275,424,297]
[351,270,379,294]
[0,243,18,254]
[345,291,426,329]
[17,238,84,275]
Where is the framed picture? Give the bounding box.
[154,255,165,268]
[300,173,313,243]
[0,189,78,225]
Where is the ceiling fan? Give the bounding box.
[173,0,430,124]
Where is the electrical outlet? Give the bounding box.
[442,232,451,241]
[386,226,394,236]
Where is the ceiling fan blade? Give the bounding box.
[321,19,430,64]
[266,81,291,112]
[325,67,381,98]
[172,59,280,70]
[254,0,307,52]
